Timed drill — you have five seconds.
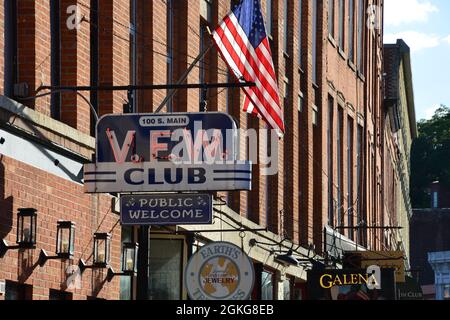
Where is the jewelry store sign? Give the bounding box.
[185,242,255,300]
[120,193,212,226]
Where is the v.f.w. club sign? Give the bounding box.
[84,113,252,193]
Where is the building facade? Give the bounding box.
[428,251,450,300]
[0,0,412,300]
[383,39,418,268]
[411,207,450,298]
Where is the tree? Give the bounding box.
[410,105,450,207]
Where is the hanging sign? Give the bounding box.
[120,193,212,226]
[397,276,423,300]
[185,241,255,300]
[307,268,397,300]
[84,112,252,193]
[343,251,406,283]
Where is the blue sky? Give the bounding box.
[384,0,450,121]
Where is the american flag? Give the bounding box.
[212,0,285,137]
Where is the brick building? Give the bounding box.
[383,39,417,268]
[0,0,409,300]
[410,182,450,299]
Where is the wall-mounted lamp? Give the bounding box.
[274,249,300,267]
[307,243,316,258]
[249,238,323,268]
[39,221,75,267]
[0,208,37,258]
[79,233,111,274]
[107,242,138,282]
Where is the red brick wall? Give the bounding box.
[128,0,386,251]
[0,0,4,94]
[299,0,315,247]
[17,0,37,109]
[60,0,87,131]
[136,1,167,113]
[320,0,385,250]
[0,156,121,300]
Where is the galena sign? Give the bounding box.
[120,193,212,226]
[84,112,252,193]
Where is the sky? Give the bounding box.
[384,0,450,121]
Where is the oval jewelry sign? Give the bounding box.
[185,241,255,300]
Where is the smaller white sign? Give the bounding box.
[139,115,190,127]
[185,241,255,300]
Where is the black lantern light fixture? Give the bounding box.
[0,208,37,258]
[78,233,111,274]
[249,237,321,268]
[107,242,139,282]
[274,249,300,267]
[39,221,75,267]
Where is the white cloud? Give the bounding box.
[422,105,441,120]
[445,35,450,44]
[384,31,442,52]
[385,0,438,26]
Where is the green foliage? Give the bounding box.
[411,105,450,207]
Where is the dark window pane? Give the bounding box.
[148,239,183,300]
[261,271,273,300]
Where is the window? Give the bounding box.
[283,279,291,300]
[120,226,133,300]
[130,0,138,112]
[432,192,439,208]
[328,0,335,38]
[312,0,318,84]
[5,281,32,300]
[356,125,364,244]
[348,0,355,61]
[444,285,450,300]
[265,123,270,227]
[347,117,354,239]
[200,0,212,23]
[337,107,343,227]
[148,239,183,300]
[338,0,344,49]
[298,93,304,112]
[283,78,289,100]
[298,0,303,68]
[199,23,209,112]
[226,72,231,115]
[312,104,319,126]
[266,0,273,37]
[261,270,274,300]
[4,0,17,98]
[90,0,99,136]
[327,97,334,226]
[167,0,174,112]
[283,0,288,53]
[50,0,61,120]
[357,0,364,72]
[49,289,72,300]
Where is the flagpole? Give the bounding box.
[155,41,214,113]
